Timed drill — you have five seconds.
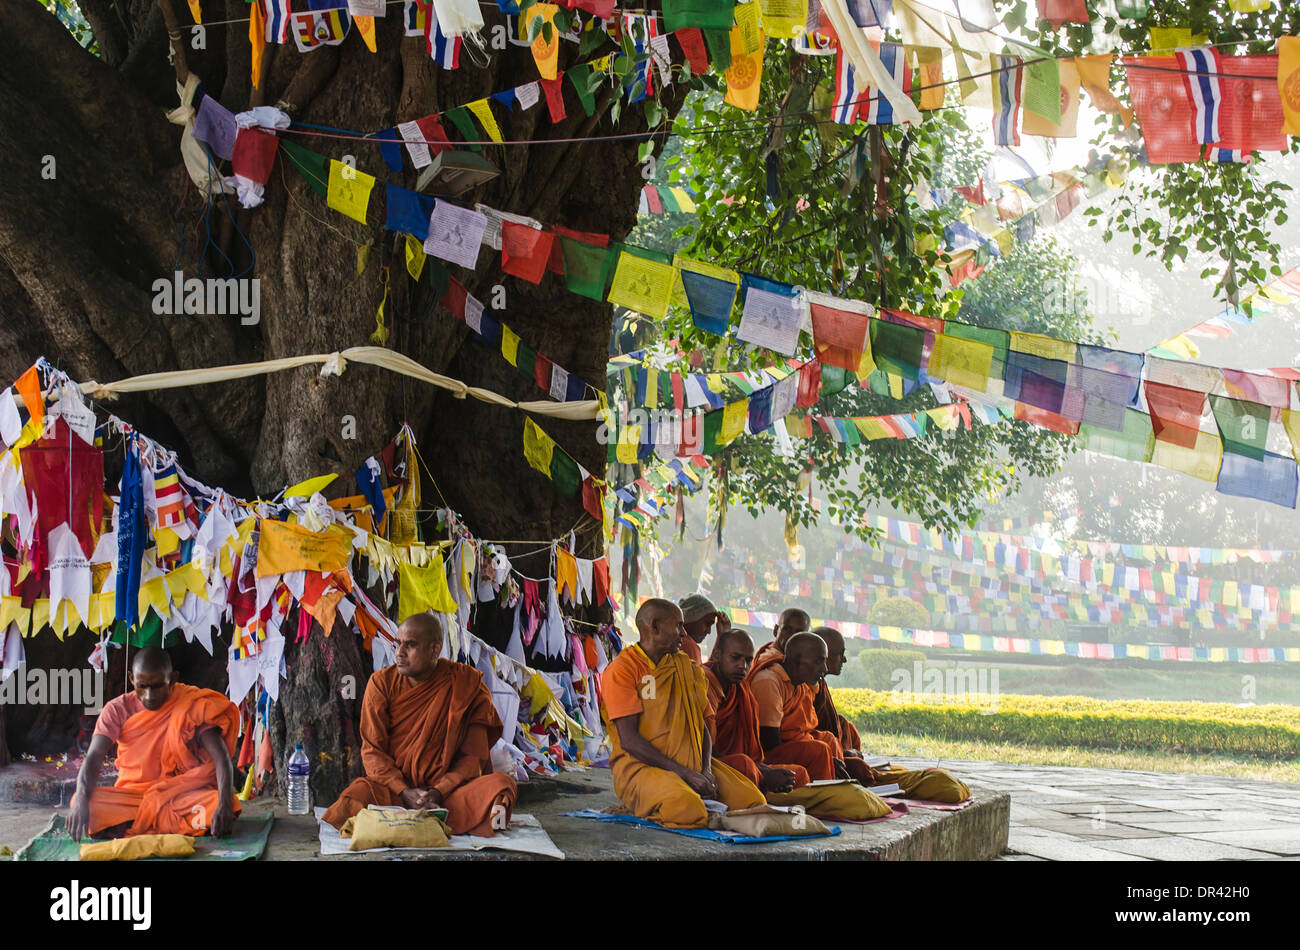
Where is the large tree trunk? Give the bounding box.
[0,0,679,789]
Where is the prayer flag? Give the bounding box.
[467,99,504,143]
[266,0,292,43]
[523,418,556,474]
[501,222,555,284]
[674,256,740,335]
[526,3,560,79]
[737,275,804,355]
[291,7,351,51]
[1210,394,1270,461]
[1217,451,1299,508]
[1023,57,1080,137]
[1075,54,1132,124]
[1037,0,1088,28]
[1124,55,1201,162]
[991,55,1024,146]
[1280,37,1300,135]
[424,200,487,269]
[607,249,676,319]
[1175,46,1224,144]
[1215,55,1287,154]
[832,43,867,125]
[930,332,994,392]
[250,1,267,87]
[327,160,375,224]
[561,237,614,299]
[724,22,764,111]
[231,128,279,185]
[385,185,434,239]
[861,43,910,125]
[806,291,874,372]
[398,555,458,620]
[1144,382,1208,448]
[662,0,736,31]
[1151,426,1222,482]
[911,46,945,110]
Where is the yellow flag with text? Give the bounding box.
[607,251,676,319]
[327,160,376,224]
[1279,37,1300,135]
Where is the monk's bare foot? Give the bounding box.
[490,799,510,831]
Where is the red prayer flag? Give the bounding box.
[440,275,468,317]
[1037,0,1089,28]
[561,0,614,18]
[796,360,822,408]
[809,299,870,351]
[676,28,709,76]
[581,476,603,521]
[1013,402,1081,435]
[1124,57,1200,164]
[1215,55,1286,154]
[231,128,279,184]
[415,115,453,156]
[502,221,555,284]
[534,354,554,391]
[1144,381,1207,448]
[540,77,567,123]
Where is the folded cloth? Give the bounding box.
[341,808,453,851]
[709,804,831,838]
[80,834,196,861]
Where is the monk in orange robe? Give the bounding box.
[704,628,823,793]
[322,613,517,836]
[601,598,765,828]
[751,606,810,667]
[677,593,730,665]
[69,647,239,841]
[812,625,866,752]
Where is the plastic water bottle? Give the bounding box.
[287,744,310,815]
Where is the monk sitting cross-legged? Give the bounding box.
[812,626,971,804]
[704,628,817,794]
[600,598,765,828]
[69,647,240,841]
[322,613,517,836]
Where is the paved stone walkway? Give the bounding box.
[933,758,1300,860]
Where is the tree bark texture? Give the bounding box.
[0,0,683,786]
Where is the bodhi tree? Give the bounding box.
[0,0,688,791]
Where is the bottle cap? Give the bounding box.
[295,743,304,751]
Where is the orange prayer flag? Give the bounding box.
[1075,54,1133,125]
[528,3,561,80]
[255,519,354,577]
[724,26,764,111]
[355,15,377,53]
[187,0,202,24]
[250,1,266,89]
[14,365,43,429]
[1279,37,1300,135]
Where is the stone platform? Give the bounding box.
[0,758,1009,861]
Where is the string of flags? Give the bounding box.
[0,360,628,772]
[1152,265,1300,361]
[724,608,1300,663]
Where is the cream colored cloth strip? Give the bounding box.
[822,0,923,126]
[79,347,600,421]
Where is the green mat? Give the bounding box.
[14,812,274,861]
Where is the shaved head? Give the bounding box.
[636,598,678,634]
[395,613,443,680]
[709,627,755,686]
[131,646,172,676]
[401,612,443,648]
[783,631,828,687]
[773,608,810,649]
[712,627,754,658]
[813,626,846,676]
[636,598,686,661]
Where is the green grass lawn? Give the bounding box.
[858,730,1300,783]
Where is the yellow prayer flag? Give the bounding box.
[467,99,504,144]
[1153,334,1201,360]
[758,0,806,38]
[1010,331,1076,363]
[930,334,994,392]
[1151,428,1223,483]
[327,160,376,224]
[855,418,892,440]
[911,46,945,110]
[154,527,180,558]
[1281,408,1300,460]
[285,473,338,498]
[1279,37,1300,135]
[1149,27,1207,55]
[527,3,560,80]
[138,577,170,621]
[926,405,961,431]
[503,326,521,367]
[645,370,659,409]
[1075,54,1133,125]
[615,425,641,465]
[720,399,748,445]
[256,520,354,577]
[187,0,202,24]
[405,234,426,281]
[669,187,696,212]
[607,251,676,319]
[888,373,905,400]
[398,556,458,621]
[355,15,377,53]
[725,25,765,112]
[523,418,556,474]
[1229,0,1271,8]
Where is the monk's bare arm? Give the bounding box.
[68,734,112,842]
[614,714,693,779]
[759,725,782,752]
[358,678,410,796]
[700,723,713,774]
[199,727,236,837]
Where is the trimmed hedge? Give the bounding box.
[857,650,927,690]
[831,688,1300,759]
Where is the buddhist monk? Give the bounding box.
[748,632,850,782]
[322,613,517,836]
[703,628,802,793]
[600,598,765,828]
[752,606,810,667]
[677,593,730,665]
[69,647,239,841]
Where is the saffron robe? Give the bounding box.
[77,683,241,837]
[679,634,703,665]
[703,662,810,789]
[601,643,764,828]
[322,660,517,836]
[749,654,971,803]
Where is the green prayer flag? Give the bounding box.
[1210,395,1269,461]
[444,107,483,152]
[662,0,736,31]
[870,321,926,381]
[702,406,724,454]
[821,364,852,395]
[703,28,731,70]
[1079,409,1155,462]
[516,343,538,380]
[281,140,329,198]
[1024,58,1061,123]
[549,449,583,498]
[562,237,615,300]
[426,258,449,301]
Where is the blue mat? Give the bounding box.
[563,809,841,845]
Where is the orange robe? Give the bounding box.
[322,660,517,836]
[679,635,703,665]
[601,643,764,828]
[746,653,841,780]
[78,683,241,837]
[703,662,809,789]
